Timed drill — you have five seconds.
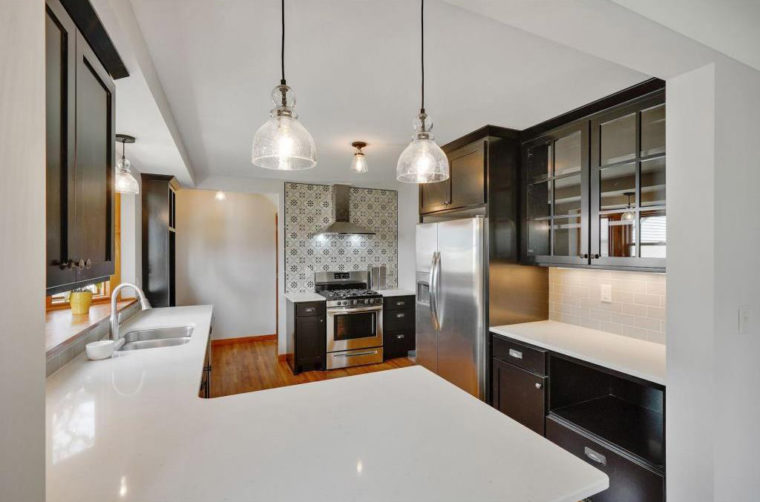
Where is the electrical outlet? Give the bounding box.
[600,284,612,303]
[739,305,751,335]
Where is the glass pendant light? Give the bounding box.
[115,134,139,194]
[622,192,635,221]
[251,0,316,170]
[396,0,449,184]
[351,141,368,174]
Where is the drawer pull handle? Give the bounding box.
[397,313,405,318]
[305,307,314,312]
[396,334,405,339]
[508,348,523,360]
[396,301,405,306]
[584,447,607,466]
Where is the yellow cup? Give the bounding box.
[70,291,93,315]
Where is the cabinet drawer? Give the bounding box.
[546,416,664,502]
[383,295,415,311]
[491,334,547,376]
[384,330,414,359]
[296,302,325,317]
[384,309,414,332]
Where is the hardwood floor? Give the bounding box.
[209,339,415,398]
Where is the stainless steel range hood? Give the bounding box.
[318,184,375,236]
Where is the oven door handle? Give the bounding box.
[327,305,383,315]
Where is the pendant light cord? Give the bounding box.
[121,140,126,161]
[420,0,425,113]
[280,0,286,85]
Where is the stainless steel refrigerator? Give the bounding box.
[416,216,487,399]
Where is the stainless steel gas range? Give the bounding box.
[315,271,383,369]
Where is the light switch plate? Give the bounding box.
[600,284,612,303]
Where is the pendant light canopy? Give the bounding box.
[396,0,449,184]
[251,0,316,171]
[115,134,139,194]
[351,141,368,174]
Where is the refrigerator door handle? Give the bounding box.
[429,252,440,331]
[432,251,442,331]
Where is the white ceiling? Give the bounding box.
[127,0,648,185]
[611,0,760,72]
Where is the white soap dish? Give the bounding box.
[86,339,124,360]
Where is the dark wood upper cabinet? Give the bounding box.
[449,141,486,209]
[419,178,450,214]
[521,80,666,272]
[46,0,115,294]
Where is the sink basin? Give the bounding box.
[118,326,194,351]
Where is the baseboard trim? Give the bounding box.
[277,354,288,362]
[212,334,276,346]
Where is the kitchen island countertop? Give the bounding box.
[47,305,608,502]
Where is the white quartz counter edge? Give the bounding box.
[376,288,415,297]
[491,320,666,385]
[47,306,608,502]
[285,292,325,302]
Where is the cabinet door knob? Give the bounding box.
[593,254,600,259]
[84,258,92,269]
[581,253,589,259]
[535,382,542,390]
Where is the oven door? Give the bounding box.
[326,305,383,352]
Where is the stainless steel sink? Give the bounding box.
[118,326,194,351]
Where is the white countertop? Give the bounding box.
[377,288,415,297]
[491,320,666,386]
[47,306,608,502]
[285,292,325,302]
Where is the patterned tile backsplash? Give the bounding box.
[284,182,398,293]
[549,268,666,345]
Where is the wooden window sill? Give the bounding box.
[45,299,137,355]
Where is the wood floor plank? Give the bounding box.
[209,339,415,397]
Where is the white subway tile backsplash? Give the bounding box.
[549,268,666,345]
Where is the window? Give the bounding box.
[46,281,112,311]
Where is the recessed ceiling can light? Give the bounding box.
[396,0,449,184]
[115,134,140,194]
[251,0,316,171]
[351,141,368,174]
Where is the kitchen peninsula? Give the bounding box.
[46,306,607,502]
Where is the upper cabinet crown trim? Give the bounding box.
[59,0,129,79]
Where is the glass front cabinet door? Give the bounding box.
[522,122,590,266]
[590,91,666,270]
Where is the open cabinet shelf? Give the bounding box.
[548,354,665,472]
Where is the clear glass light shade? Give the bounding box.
[251,85,316,171]
[351,152,368,173]
[396,113,449,183]
[622,211,635,221]
[114,157,139,194]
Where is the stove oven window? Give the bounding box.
[334,312,377,341]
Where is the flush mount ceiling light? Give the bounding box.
[251,0,316,171]
[115,134,139,194]
[396,0,449,184]
[351,141,368,174]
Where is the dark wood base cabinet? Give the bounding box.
[383,296,415,360]
[490,332,665,501]
[547,416,664,502]
[286,300,326,374]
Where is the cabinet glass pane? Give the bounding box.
[641,104,665,157]
[527,181,551,220]
[527,219,550,257]
[553,217,582,257]
[641,209,666,258]
[600,113,636,165]
[554,131,582,176]
[526,142,551,182]
[600,212,635,258]
[600,162,636,211]
[641,157,666,207]
[553,174,582,217]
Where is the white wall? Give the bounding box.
[119,179,142,297]
[0,0,46,500]
[176,189,277,339]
